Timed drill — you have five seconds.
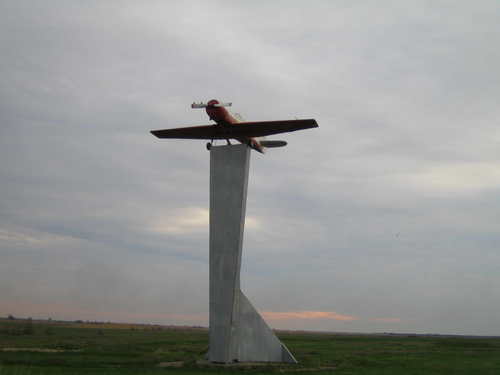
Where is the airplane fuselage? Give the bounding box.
[206,99,265,153]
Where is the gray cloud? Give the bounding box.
[1,1,500,336]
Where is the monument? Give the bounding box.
[209,144,296,363]
[151,99,318,363]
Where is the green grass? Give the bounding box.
[1,319,500,374]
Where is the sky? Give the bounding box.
[1,1,500,336]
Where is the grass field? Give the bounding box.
[1,318,499,374]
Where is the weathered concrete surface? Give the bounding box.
[209,144,297,364]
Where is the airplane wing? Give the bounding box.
[150,119,318,140]
[151,124,218,139]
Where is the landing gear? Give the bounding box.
[206,142,212,151]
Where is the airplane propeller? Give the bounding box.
[191,102,232,109]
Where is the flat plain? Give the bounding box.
[1,318,499,374]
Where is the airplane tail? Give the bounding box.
[260,140,287,148]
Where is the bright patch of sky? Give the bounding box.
[1,0,500,336]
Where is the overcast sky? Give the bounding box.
[1,1,500,336]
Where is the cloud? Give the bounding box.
[148,207,261,235]
[0,226,82,250]
[1,1,500,336]
[402,162,500,195]
[371,318,402,323]
[148,207,209,235]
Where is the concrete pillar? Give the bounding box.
[208,144,297,363]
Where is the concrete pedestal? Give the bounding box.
[208,144,296,363]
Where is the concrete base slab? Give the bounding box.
[196,359,298,367]
[208,144,297,364]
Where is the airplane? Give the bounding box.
[150,99,318,153]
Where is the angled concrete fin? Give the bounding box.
[235,291,297,363]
